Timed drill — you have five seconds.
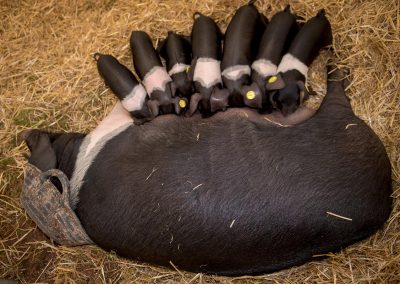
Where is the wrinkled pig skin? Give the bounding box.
[23,69,392,276]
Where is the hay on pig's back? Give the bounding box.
[0,0,399,282]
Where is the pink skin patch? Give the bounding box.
[251,59,277,77]
[193,58,222,88]
[121,84,148,112]
[142,66,172,96]
[222,65,251,80]
[168,63,190,76]
[277,53,309,77]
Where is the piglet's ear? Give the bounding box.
[156,37,167,59]
[297,80,316,103]
[21,129,57,172]
[265,74,286,90]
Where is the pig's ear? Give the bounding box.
[21,129,57,172]
[269,90,278,109]
[187,57,197,81]
[156,37,167,59]
[297,80,316,103]
[182,35,191,45]
[265,74,286,90]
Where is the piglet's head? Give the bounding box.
[267,74,311,116]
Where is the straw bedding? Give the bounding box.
[0,0,399,282]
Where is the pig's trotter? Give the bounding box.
[319,65,352,114]
[188,93,203,116]
[147,100,160,118]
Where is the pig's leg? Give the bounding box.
[262,106,316,126]
[317,65,353,115]
[20,129,57,171]
[83,102,133,156]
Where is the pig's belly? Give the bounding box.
[75,114,391,275]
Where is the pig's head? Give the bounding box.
[21,129,85,178]
[267,71,312,116]
[170,72,194,98]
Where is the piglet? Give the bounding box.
[267,9,332,116]
[188,12,224,115]
[211,0,267,112]
[243,5,297,110]
[95,53,151,124]
[158,32,194,99]
[130,31,188,117]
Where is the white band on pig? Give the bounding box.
[121,84,148,112]
[142,66,172,96]
[221,65,251,81]
[251,59,277,77]
[193,57,222,88]
[168,63,190,76]
[70,102,133,208]
[277,53,308,77]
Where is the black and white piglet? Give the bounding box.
[158,32,194,98]
[130,31,188,116]
[268,9,332,115]
[95,53,151,124]
[243,5,297,110]
[188,12,223,115]
[211,0,267,112]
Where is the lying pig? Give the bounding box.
[212,0,267,111]
[188,12,223,115]
[22,66,392,276]
[268,9,332,115]
[243,5,297,110]
[158,31,194,98]
[95,53,151,124]
[130,31,188,116]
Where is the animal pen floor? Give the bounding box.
[0,0,399,283]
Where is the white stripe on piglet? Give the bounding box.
[193,57,222,88]
[142,66,172,96]
[168,63,190,76]
[221,65,251,81]
[277,53,308,77]
[121,84,148,112]
[251,59,277,77]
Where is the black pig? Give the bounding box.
[23,67,392,276]
[212,1,267,111]
[188,12,224,115]
[130,31,187,116]
[158,32,194,98]
[243,5,297,110]
[268,10,332,116]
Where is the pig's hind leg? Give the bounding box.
[317,65,353,116]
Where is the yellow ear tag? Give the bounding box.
[179,99,187,108]
[246,90,256,100]
[268,76,278,84]
[186,66,190,73]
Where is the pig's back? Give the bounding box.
[76,114,391,275]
